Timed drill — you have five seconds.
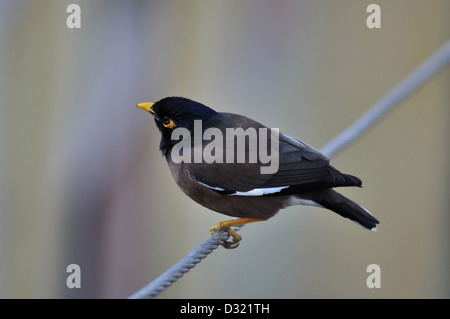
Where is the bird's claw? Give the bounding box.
[210,222,242,249]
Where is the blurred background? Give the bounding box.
[0,0,449,298]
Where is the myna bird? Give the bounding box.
[137,97,379,248]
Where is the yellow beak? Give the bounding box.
[136,102,156,115]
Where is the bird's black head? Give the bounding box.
[137,97,218,155]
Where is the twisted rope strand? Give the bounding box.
[321,40,450,158]
[129,230,230,299]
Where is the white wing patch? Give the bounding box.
[231,186,290,196]
[198,181,226,192]
[198,181,290,196]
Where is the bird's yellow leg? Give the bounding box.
[210,218,266,249]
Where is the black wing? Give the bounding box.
[186,113,360,196]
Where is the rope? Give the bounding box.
[321,39,450,158]
[129,39,450,299]
[129,229,230,299]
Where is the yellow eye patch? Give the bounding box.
[163,118,176,129]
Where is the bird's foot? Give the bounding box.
[210,221,242,249]
[209,218,266,249]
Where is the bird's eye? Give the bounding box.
[161,115,176,128]
[162,116,170,125]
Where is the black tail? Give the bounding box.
[310,189,379,231]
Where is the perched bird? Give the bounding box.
[137,97,379,248]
